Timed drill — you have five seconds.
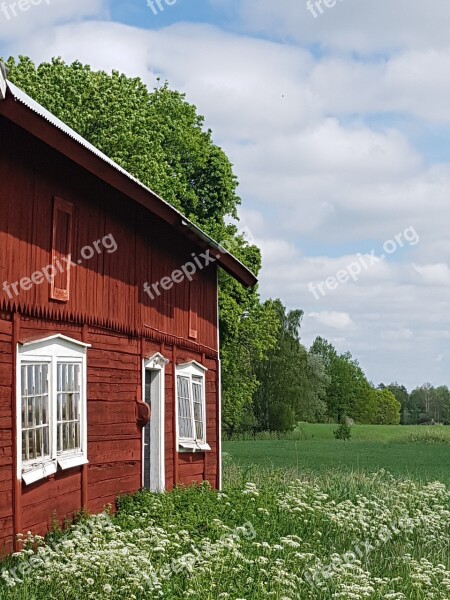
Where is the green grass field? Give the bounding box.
[223,424,450,485]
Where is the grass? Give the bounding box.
[224,424,450,486]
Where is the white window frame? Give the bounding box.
[176,361,210,452]
[17,335,90,485]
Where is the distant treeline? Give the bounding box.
[380,382,450,426]
[224,300,450,436]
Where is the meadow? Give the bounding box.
[0,424,449,599]
[224,424,450,485]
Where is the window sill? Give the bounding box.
[178,441,211,453]
[22,455,88,484]
[58,455,88,471]
[22,461,57,486]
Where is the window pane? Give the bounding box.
[43,426,49,456]
[27,365,34,394]
[21,367,26,397]
[27,397,34,427]
[192,381,204,441]
[34,395,41,427]
[177,375,194,439]
[42,396,48,426]
[34,364,42,394]
[36,428,42,459]
[42,364,48,394]
[28,430,36,461]
[21,363,50,464]
[21,395,27,428]
[57,423,62,453]
[57,363,62,393]
[63,423,69,449]
[57,363,82,454]
[75,422,80,449]
[22,430,27,461]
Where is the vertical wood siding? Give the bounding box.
[0,117,218,350]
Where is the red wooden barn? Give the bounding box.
[0,69,256,554]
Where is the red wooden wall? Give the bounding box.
[0,114,220,554]
[0,116,218,349]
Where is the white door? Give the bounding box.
[142,355,167,492]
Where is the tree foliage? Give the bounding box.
[310,338,402,425]
[252,301,328,433]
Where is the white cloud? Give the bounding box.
[237,0,450,53]
[0,0,108,43]
[380,329,414,342]
[309,311,354,330]
[412,263,450,286]
[309,50,450,123]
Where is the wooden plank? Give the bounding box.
[89,440,141,464]
[89,473,141,500]
[88,462,138,485]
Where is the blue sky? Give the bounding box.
[2,0,450,390]
[111,0,228,28]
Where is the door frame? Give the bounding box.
[142,353,168,492]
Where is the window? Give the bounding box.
[176,361,210,452]
[17,335,89,485]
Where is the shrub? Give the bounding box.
[334,420,352,441]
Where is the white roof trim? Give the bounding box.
[176,360,208,373]
[0,64,6,100]
[145,352,170,368]
[20,334,91,348]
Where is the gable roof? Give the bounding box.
[0,78,257,288]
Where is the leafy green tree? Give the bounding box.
[221,294,279,435]
[430,386,450,424]
[310,338,373,423]
[409,384,450,424]
[383,383,410,424]
[252,301,327,432]
[410,384,435,424]
[371,389,401,425]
